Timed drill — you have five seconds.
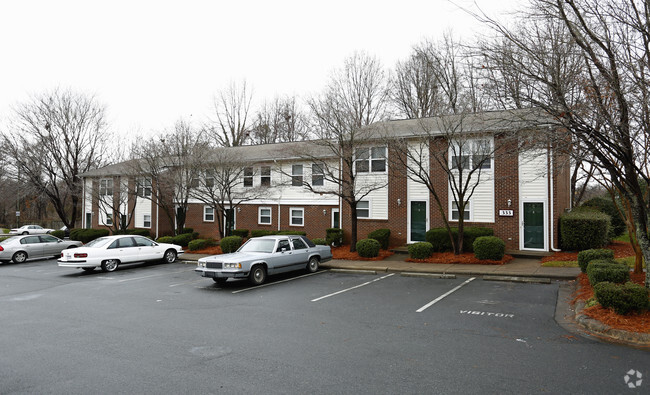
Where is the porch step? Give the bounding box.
[505,249,553,258]
[390,246,410,254]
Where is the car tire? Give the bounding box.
[82,267,95,272]
[162,249,177,263]
[101,259,119,272]
[12,251,27,264]
[21,231,28,235]
[248,265,267,286]
[212,278,227,286]
[307,256,320,273]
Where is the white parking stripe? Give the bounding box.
[416,277,475,313]
[117,269,193,282]
[231,270,328,294]
[311,273,395,302]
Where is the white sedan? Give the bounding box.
[58,235,184,273]
[10,225,55,235]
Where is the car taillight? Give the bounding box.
[74,253,88,258]
[0,246,3,251]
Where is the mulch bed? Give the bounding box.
[406,252,513,265]
[541,241,635,263]
[572,272,650,334]
[331,246,394,261]
[186,246,222,255]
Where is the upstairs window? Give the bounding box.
[311,163,324,186]
[261,166,271,187]
[450,139,492,171]
[292,165,303,187]
[137,178,152,198]
[99,179,113,196]
[355,147,387,173]
[205,171,215,188]
[243,167,254,187]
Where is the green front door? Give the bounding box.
[225,209,235,236]
[523,202,544,249]
[410,201,427,242]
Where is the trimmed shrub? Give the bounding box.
[277,230,307,236]
[188,239,217,251]
[408,242,433,259]
[156,236,174,244]
[231,229,249,238]
[473,236,506,260]
[586,260,630,286]
[181,228,194,234]
[71,228,110,244]
[581,197,626,238]
[312,238,327,245]
[171,233,194,247]
[368,228,391,250]
[560,210,610,250]
[251,230,277,237]
[577,249,615,273]
[127,229,151,237]
[425,227,494,252]
[50,230,66,239]
[356,238,381,258]
[220,236,243,253]
[326,228,343,247]
[594,282,650,315]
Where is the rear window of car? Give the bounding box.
[85,237,112,248]
[0,236,18,245]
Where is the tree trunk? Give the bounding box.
[630,196,650,288]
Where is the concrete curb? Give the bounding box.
[574,301,650,346]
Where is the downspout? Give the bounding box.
[549,145,561,251]
[156,190,160,239]
[81,178,86,229]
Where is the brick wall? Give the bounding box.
[493,133,520,250]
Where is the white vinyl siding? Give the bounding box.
[407,141,430,201]
[134,197,151,228]
[519,149,548,200]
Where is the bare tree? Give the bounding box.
[130,119,211,235]
[2,88,109,229]
[207,80,254,147]
[477,0,650,286]
[305,51,391,252]
[249,96,310,144]
[392,45,441,118]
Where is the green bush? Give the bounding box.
[560,210,610,250]
[312,238,327,245]
[220,236,243,253]
[71,228,110,244]
[577,249,615,273]
[127,229,151,237]
[356,238,381,258]
[188,239,217,251]
[326,228,343,246]
[581,197,626,238]
[171,233,195,247]
[473,236,506,260]
[368,228,391,250]
[156,236,174,244]
[231,229,249,238]
[277,230,307,236]
[251,230,277,237]
[594,282,650,315]
[50,230,66,239]
[586,260,630,286]
[408,242,433,259]
[181,228,194,234]
[425,227,494,252]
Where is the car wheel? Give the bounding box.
[212,278,227,286]
[163,249,177,263]
[12,251,28,264]
[101,259,119,272]
[307,256,320,273]
[21,231,28,235]
[248,265,267,286]
[82,267,95,272]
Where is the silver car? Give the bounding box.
[196,235,332,286]
[0,234,83,264]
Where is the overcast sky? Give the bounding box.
[1,0,518,139]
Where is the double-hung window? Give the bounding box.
[290,208,304,226]
[243,167,253,187]
[137,178,152,198]
[99,179,113,196]
[357,200,370,218]
[143,215,151,228]
[261,166,271,187]
[105,213,113,226]
[451,201,470,221]
[450,139,492,170]
[204,206,214,222]
[292,165,303,187]
[205,171,215,188]
[355,147,387,173]
[259,207,272,225]
[311,163,324,186]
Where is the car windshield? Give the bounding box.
[84,237,113,248]
[237,239,276,253]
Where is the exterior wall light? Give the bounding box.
[323,209,327,216]
[507,199,512,207]
[397,198,401,206]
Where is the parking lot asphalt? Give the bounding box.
[1,257,646,394]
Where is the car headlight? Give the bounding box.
[197,261,206,268]
[224,262,242,269]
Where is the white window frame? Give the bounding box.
[355,147,387,173]
[290,207,304,226]
[137,178,152,198]
[258,206,272,225]
[449,138,493,171]
[357,200,370,219]
[260,166,271,187]
[243,167,254,187]
[143,214,151,228]
[292,164,303,187]
[105,213,113,226]
[204,206,215,222]
[99,178,113,196]
[311,163,324,186]
[450,200,471,221]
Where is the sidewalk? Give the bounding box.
[180,252,580,280]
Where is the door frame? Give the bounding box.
[407,199,429,244]
[519,200,548,251]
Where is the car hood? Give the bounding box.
[199,251,269,263]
